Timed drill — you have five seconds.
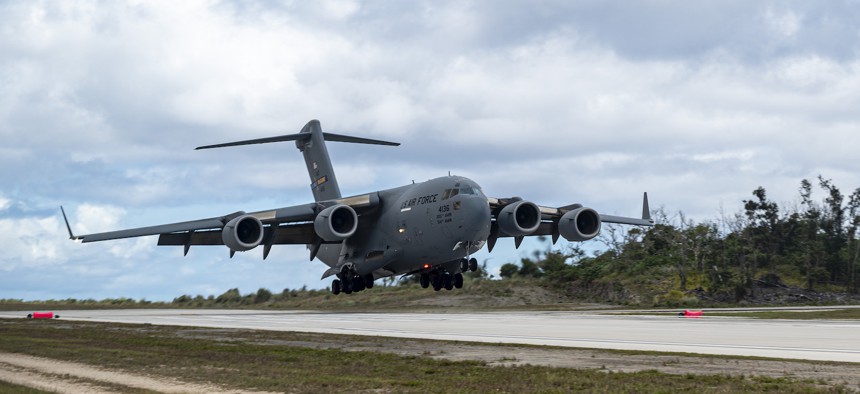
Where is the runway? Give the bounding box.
[2,309,859,363]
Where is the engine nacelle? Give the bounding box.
[497,200,541,236]
[558,207,602,241]
[222,215,264,251]
[314,204,358,242]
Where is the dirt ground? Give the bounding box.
[2,327,859,392]
[0,351,277,394]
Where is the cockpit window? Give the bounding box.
[442,185,482,200]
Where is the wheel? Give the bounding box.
[469,258,478,272]
[332,279,341,295]
[444,273,454,290]
[454,273,464,289]
[353,275,366,292]
[432,275,442,291]
[420,273,430,288]
[364,274,375,289]
[342,278,353,294]
[460,258,469,272]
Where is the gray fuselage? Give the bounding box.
[314,175,490,277]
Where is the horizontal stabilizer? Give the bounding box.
[321,132,400,146]
[196,120,399,150]
[196,133,307,150]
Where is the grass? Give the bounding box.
[0,319,852,393]
[0,278,596,313]
[0,381,52,394]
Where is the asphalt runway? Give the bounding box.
[2,309,859,363]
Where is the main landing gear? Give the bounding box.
[331,269,374,295]
[417,257,477,292]
[420,271,463,291]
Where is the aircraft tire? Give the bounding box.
[364,274,375,289]
[454,273,464,289]
[468,258,478,272]
[353,276,366,292]
[459,258,469,272]
[420,274,430,288]
[332,279,341,295]
[432,275,442,291]
[343,278,353,294]
[444,273,454,290]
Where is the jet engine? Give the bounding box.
[222,215,264,251]
[558,207,602,241]
[314,204,358,242]
[497,200,541,236]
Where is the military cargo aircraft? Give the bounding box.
[62,120,653,294]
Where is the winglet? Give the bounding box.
[60,206,81,241]
[642,192,652,223]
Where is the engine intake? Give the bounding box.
[497,200,541,236]
[558,207,602,241]
[314,204,358,242]
[222,215,264,251]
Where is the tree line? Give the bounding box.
[500,176,860,302]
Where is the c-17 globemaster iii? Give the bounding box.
[62,120,653,294]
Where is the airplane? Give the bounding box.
[62,119,653,295]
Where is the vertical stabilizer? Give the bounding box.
[298,120,341,202]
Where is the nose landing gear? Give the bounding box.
[459,257,478,272]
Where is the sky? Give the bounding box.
[2,0,860,301]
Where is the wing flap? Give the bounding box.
[158,223,320,246]
[76,217,228,243]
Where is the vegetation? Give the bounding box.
[0,381,50,394]
[0,319,850,393]
[497,175,860,306]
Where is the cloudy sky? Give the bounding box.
[2,1,859,301]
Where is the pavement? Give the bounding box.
[3,308,860,362]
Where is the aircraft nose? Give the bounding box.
[461,195,491,240]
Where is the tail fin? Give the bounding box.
[196,120,399,202]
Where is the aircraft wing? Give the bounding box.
[485,192,652,252]
[62,193,380,258]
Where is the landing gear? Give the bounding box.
[420,273,430,289]
[443,273,454,290]
[454,273,464,289]
[468,258,478,272]
[431,274,443,291]
[331,265,376,295]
